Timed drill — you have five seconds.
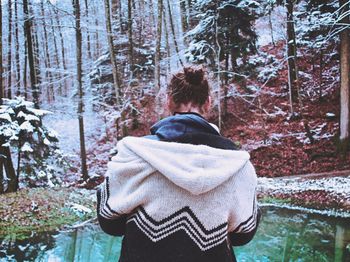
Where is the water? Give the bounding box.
[1,207,349,262]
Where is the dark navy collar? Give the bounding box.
[173,112,206,119]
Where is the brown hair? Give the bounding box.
[167,67,210,107]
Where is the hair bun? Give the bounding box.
[184,67,204,86]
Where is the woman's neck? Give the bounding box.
[173,103,203,115]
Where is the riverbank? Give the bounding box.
[258,171,350,217]
[1,171,349,240]
[0,187,96,240]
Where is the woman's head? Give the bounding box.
[167,67,211,115]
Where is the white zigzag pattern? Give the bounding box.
[127,210,228,251]
[100,180,117,219]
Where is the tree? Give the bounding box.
[0,97,64,192]
[104,0,122,103]
[154,0,163,92]
[285,0,299,108]
[73,0,89,181]
[128,0,134,74]
[83,0,92,60]
[40,0,53,102]
[23,0,40,108]
[7,0,13,99]
[0,0,3,103]
[0,0,4,193]
[53,6,68,95]
[185,0,258,75]
[166,0,184,67]
[339,0,350,153]
[14,0,21,96]
[298,1,338,101]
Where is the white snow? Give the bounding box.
[70,203,92,214]
[0,113,12,122]
[21,142,34,153]
[17,111,41,122]
[258,176,350,198]
[19,121,35,133]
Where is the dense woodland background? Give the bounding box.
[0,0,350,193]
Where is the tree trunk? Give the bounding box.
[32,7,42,95]
[2,146,17,193]
[186,0,192,27]
[73,0,89,181]
[7,0,13,99]
[23,0,40,108]
[339,0,350,153]
[268,10,275,47]
[48,6,61,96]
[40,0,53,102]
[84,0,92,60]
[166,0,183,67]
[319,50,323,101]
[224,52,229,116]
[138,0,145,47]
[163,8,170,74]
[104,0,122,102]
[179,0,188,33]
[147,0,156,29]
[0,0,3,103]
[23,39,28,99]
[128,0,134,74]
[94,9,100,57]
[14,0,21,96]
[54,7,67,94]
[54,8,66,71]
[154,0,163,93]
[215,9,222,131]
[286,0,299,108]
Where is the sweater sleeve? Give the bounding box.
[227,161,261,246]
[229,206,261,246]
[96,140,153,236]
[97,186,126,236]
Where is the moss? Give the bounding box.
[0,187,96,240]
[259,196,293,205]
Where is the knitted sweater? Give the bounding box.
[97,114,260,262]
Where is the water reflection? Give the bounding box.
[0,207,349,262]
[235,208,350,262]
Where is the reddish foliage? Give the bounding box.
[87,42,349,181]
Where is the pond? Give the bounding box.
[1,207,349,262]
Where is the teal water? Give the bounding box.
[0,207,349,262]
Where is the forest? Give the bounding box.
[0,0,350,261]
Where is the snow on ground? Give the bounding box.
[42,95,105,155]
[258,176,350,199]
[255,6,286,47]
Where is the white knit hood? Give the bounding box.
[108,137,250,195]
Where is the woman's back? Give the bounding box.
[97,67,260,262]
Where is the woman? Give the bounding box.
[97,67,260,262]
